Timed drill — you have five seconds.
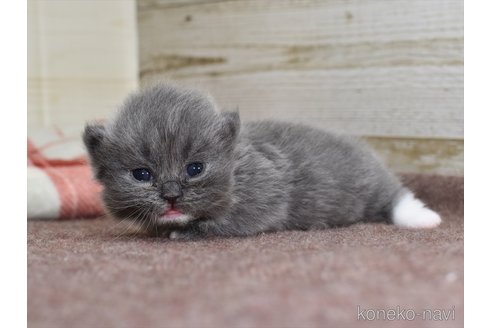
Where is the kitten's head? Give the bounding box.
[83,83,240,232]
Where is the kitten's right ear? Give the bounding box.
[83,123,106,156]
[220,111,240,143]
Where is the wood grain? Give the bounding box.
[138,0,463,139]
[364,137,463,175]
[27,0,138,130]
[138,0,463,174]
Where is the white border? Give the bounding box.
[0,1,27,327]
[3,1,479,328]
[464,1,492,327]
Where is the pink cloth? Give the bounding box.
[27,127,104,220]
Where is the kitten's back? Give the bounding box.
[242,121,402,226]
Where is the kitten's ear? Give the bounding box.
[83,123,106,157]
[220,111,240,147]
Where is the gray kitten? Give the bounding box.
[83,83,441,240]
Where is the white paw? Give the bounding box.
[169,230,196,240]
[392,192,442,229]
[169,231,181,240]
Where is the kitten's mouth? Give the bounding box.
[161,208,184,219]
[157,207,192,225]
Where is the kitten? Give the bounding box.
[83,83,441,240]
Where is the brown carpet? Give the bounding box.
[28,174,463,328]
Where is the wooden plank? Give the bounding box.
[28,0,43,129]
[27,0,138,130]
[27,79,44,130]
[37,79,137,127]
[142,68,463,138]
[364,137,463,175]
[138,0,463,139]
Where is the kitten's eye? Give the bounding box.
[132,168,152,181]
[186,162,204,177]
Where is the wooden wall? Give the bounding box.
[137,0,463,175]
[28,0,138,131]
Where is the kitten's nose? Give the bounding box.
[161,181,183,202]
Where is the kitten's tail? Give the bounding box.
[391,190,442,228]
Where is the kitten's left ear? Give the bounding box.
[219,111,240,147]
[83,123,106,157]
[83,123,108,181]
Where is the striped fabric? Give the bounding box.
[27,127,104,220]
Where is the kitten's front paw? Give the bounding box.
[169,229,202,241]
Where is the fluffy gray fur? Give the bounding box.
[83,83,406,240]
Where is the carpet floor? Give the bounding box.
[28,174,463,328]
